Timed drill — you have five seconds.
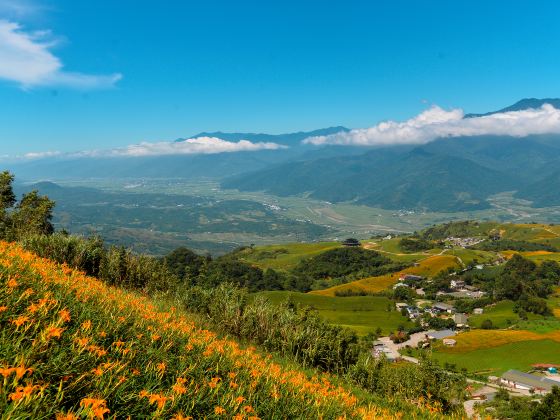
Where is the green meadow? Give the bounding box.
[236,242,341,271]
[422,340,560,376]
[256,291,413,335]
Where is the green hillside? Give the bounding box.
[0,241,444,419]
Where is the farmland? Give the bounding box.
[312,254,459,297]
[423,339,560,375]
[257,291,412,335]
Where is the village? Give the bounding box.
[364,232,560,416]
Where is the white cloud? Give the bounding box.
[305,104,560,146]
[23,150,61,159]
[0,19,121,89]
[15,137,286,160]
[95,137,287,157]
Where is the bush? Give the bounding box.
[21,232,105,277]
[480,319,494,329]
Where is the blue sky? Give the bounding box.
[2,0,560,155]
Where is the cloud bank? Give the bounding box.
[92,137,286,157]
[19,137,286,160]
[305,104,560,146]
[0,19,121,89]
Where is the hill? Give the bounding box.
[0,241,438,419]
[516,169,560,207]
[223,146,517,211]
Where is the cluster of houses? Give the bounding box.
[395,300,470,327]
[444,236,485,248]
[439,279,486,299]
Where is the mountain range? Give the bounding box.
[6,98,560,212]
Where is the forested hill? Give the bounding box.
[223,133,560,211]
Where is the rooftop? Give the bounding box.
[427,329,456,340]
[502,370,558,391]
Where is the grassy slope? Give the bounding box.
[235,242,341,271]
[257,291,413,336]
[468,301,543,329]
[0,242,441,419]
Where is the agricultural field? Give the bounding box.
[313,254,460,297]
[421,326,560,375]
[443,248,495,266]
[257,291,412,335]
[424,339,560,376]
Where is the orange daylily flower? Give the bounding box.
[59,308,71,322]
[11,315,30,327]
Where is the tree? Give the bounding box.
[0,171,16,238]
[0,171,16,210]
[9,190,55,240]
[531,386,560,419]
[0,172,56,241]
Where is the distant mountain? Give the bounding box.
[9,99,560,211]
[465,97,560,118]
[6,127,355,181]
[223,98,560,211]
[178,126,350,146]
[223,142,519,211]
[516,168,560,207]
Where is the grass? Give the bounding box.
[0,241,431,419]
[444,248,495,266]
[236,242,341,271]
[361,241,426,263]
[312,254,459,297]
[547,287,560,318]
[424,340,560,376]
[516,319,560,334]
[499,223,558,241]
[256,291,412,336]
[468,301,523,329]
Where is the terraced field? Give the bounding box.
[312,254,459,297]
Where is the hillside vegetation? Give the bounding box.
[0,241,446,419]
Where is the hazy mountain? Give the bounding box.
[178,126,350,146]
[516,168,560,207]
[8,98,560,211]
[465,97,560,117]
[223,144,518,211]
[223,98,560,211]
[6,127,354,181]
